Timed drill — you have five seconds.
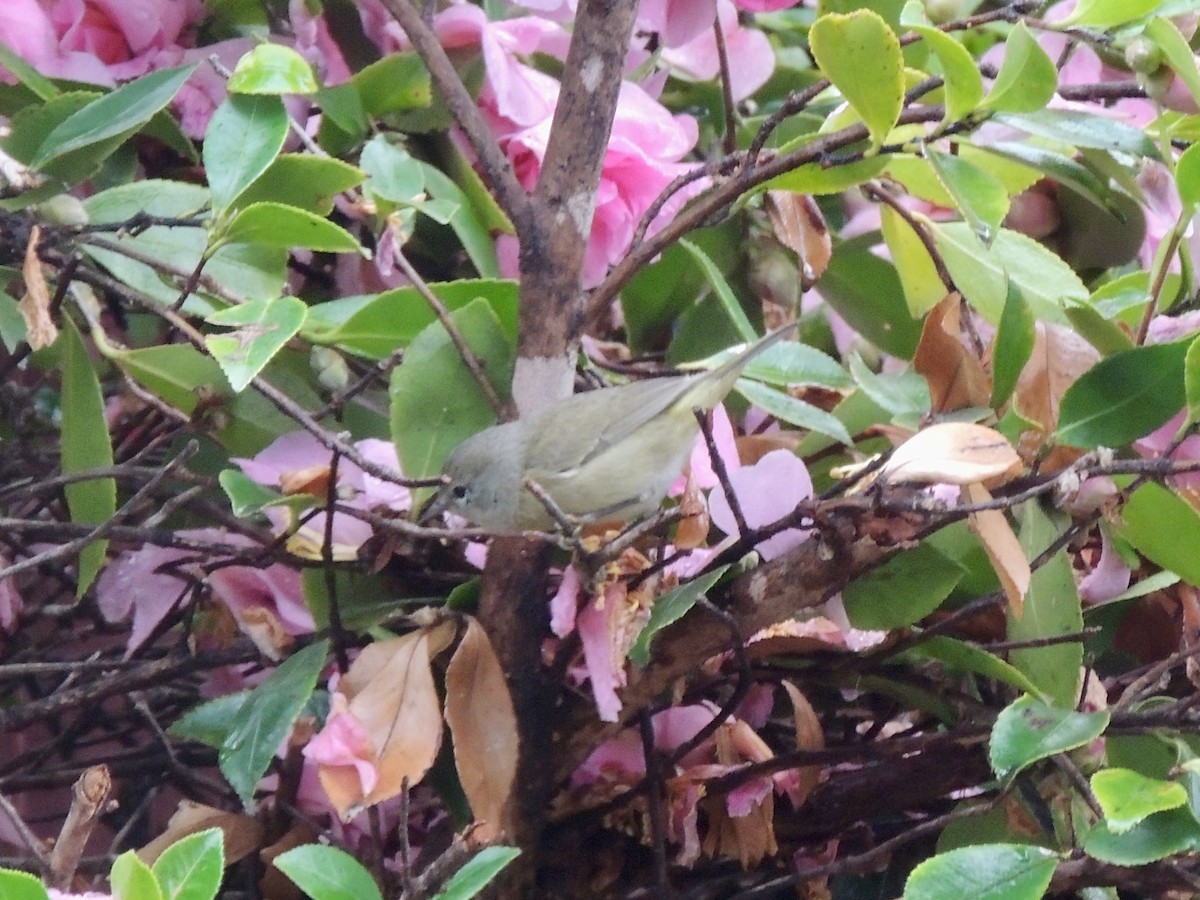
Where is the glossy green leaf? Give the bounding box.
[1056,340,1188,448]
[903,635,1043,697]
[421,160,502,278]
[361,135,425,203]
[1187,335,1200,425]
[111,850,165,900]
[274,844,383,900]
[1084,807,1200,865]
[219,469,284,517]
[1008,501,1083,708]
[981,22,1057,113]
[304,279,518,360]
[764,155,889,195]
[0,38,58,101]
[880,203,946,316]
[990,694,1110,779]
[233,154,365,216]
[433,847,521,900]
[630,567,729,667]
[906,23,983,123]
[903,843,1057,900]
[152,827,224,900]
[111,344,227,414]
[991,284,1035,408]
[819,236,922,359]
[222,202,361,253]
[227,44,317,95]
[4,91,125,191]
[936,223,1087,324]
[734,379,853,444]
[1145,18,1200,108]
[354,52,431,116]
[1063,0,1160,28]
[847,352,930,419]
[205,296,308,392]
[1092,768,1188,834]
[204,93,289,213]
[843,543,965,630]
[60,317,115,595]
[978,141,1124,218]
[31,64,197,169]
[809,10,904,150]
[926,149,1009,246]
[220,639,329,804]
[0,868,50,900]
[389,298,514,488]
[169,692,249,749]
[1116,482,1200,587]
[1063,302,1135,356]
[737,341,852,389]
[679,239,757,342]
[1178,142,1200,207]
[994,110,1160,160]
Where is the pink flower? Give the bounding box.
[303,692,379,798]
[669,402,739,496]
[1078,528,1132,606]
[662,0,777,101]
[708,449,812,560]
[576,580,652,722]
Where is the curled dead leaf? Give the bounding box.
[137,800,263,865]
[879,423,1021,487]
[1012,322,1097,469]
[766,190,831,290]
[964,482,1030,617]
[278,465,333,497]
[781,681,824,807]
[674,474,710,550]
[20,225,57,350]
[444,617,519,844]
[913,293,990,413]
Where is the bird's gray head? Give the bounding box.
[421,423,523,530]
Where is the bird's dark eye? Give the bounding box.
[451,484,468,499]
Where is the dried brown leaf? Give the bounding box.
[444,617,519,843]
[237,606,294,661]
[137,800,263,865]
[701,723,779,868]
[19,226,57,350]
[674,474,710,550]
[1013,322,1097,468]
[278,465,332,497]
[964,482,1030,617]
[259,823,320,900]
[766,191,831,290]
[879,423,1022,487]
[913,293,990,413]
[781,681,824,807]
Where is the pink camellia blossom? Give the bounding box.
[303,692,379,798]
[576,580,652,722]
[708,448,812,560]
[669,402,739,496]
[661,0,778,101]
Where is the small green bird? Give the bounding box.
[423,324,797,533]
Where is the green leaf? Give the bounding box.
[1009,501,1083,708]
[994,110,1160,160]
[169,692,249,749]
[936,223,1087,324]
[880,203,947,316]
[219,469,285,517]
[902,843,1057,900]
[809,10,904,150]
[990,694,1110,779]
[819,235,922,359]
[219,639,329,804]
[3,91,124,192]
[926,148,1009,246]
[389,299,514,490]
[678,239,757,342]
[1187,335,1200,425]
[764,154,889,195]
[1063,302,1135,356]
[1116,482,1200,587]
[420,161,502,278]
[233,154,365,216]
[629,567,729,667]
[0,868,51,900]
[737,341,852,390]
[991,284,1035,408]
[31,64,197,169]
[978,141,1125,218]
[433,847,521,900]
[361,135,425,203]
[1178,142,1200,207]
[902,635,1043,697]
[843,543,965,630]
[847,352,931,419]
[0,39,58,101]
[204,94,289,213]
[111,849,165,900]
[980,22,1058,113]
[1083,807,1200,865]
[1063,0,1160,28]
[1056,340,1189,448]
[221,202,361,253]
[1145,18,1200,109]
[274,844,383,900]
[227,44,318,95]
[903,21,983,123]
[111,344,227,415]
[1092,768,1188,834]
[152,827,225,900]
[60,317,115,595]
[304,280,518,360]
[353,52,431,117]
[733,380,853,444]
[205,296,308,393]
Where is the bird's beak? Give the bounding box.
[417,483,449,526]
